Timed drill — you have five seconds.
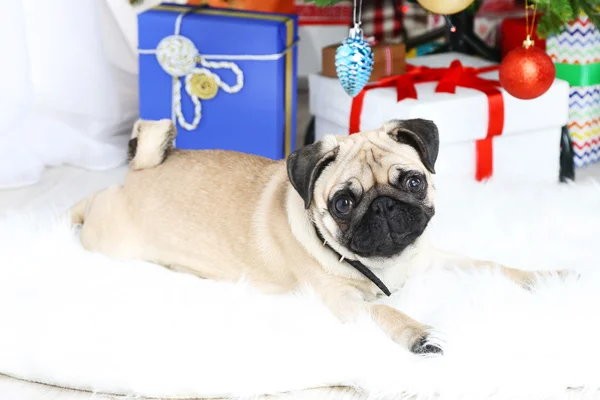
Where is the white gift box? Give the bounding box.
[309,53,570,183]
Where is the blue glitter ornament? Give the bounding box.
[335,26,374,97]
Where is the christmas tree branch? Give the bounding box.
[534,0,600,37]
[577,0,600,33]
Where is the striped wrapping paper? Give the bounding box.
[546,14,600,64]
[547,14,600,167]
[568,85,600,165]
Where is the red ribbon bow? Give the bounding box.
[349,60,505,181]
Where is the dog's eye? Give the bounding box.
[334,196,354,215]
[405,176,424,192]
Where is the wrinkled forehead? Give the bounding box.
[321,130,426,194]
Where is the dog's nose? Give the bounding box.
[370,196,397,216]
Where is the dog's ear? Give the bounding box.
[387,119,439,174]
[287,141,339,209]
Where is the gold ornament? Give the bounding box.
[190,73,219,100]
[417,0,475,15]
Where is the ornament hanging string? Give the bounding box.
[524,0,538,48]
[353,0,363,28]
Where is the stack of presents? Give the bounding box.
[136,0,600,183]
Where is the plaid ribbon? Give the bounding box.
[359,0,403,42]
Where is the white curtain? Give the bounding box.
[0,0,139,189]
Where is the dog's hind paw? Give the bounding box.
[410,334,444,356]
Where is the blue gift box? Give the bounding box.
[138,4,298,159]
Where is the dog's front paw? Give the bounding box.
[502,266,579,289]
[404,326,444,357]
[410,334,443,356]
[369,304,445,357]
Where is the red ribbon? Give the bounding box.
[349,60,505,181]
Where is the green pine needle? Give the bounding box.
[534,0,600,38]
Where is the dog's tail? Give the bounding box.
[128,119,177,171]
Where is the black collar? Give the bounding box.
[313,226,391,297]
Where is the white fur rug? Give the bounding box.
[2,178,600,400]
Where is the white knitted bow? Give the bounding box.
[139,9,296,131]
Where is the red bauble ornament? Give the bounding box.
[499,45,555,100]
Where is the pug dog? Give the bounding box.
[70,118,564,355]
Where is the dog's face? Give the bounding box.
[287,119,439,260]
